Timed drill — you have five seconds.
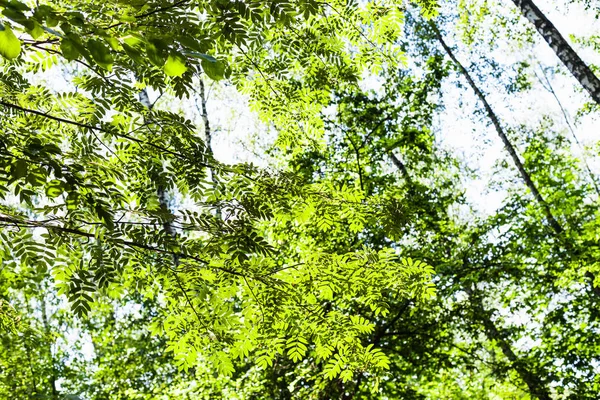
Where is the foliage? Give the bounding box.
[2,0,600,399]
[0,0,442,397]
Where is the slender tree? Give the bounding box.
[433,21,600,299]
[510,0,600,104]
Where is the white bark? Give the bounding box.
[511,0,600,105]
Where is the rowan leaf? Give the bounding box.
[0,23,21,59]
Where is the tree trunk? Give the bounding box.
[40,296,59,399]
[389,152,413,184]
[197,77,222,220]
[467,287,552,400]
[433,23,600,299]
[432,23,563,235]
[510,0,600,105]
[381,80,554,399]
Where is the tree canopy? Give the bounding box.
[1,0,600,399]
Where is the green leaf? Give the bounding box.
[45,180,64,198]
[104,36,120,51]
[201,58,226,81]
[87,39,113,70]
[163,52,187,77]
[95,204,114,231]
[122,35,145,63]
[10,159,27,179]
[117,13,136,23]
[146,39,167,67]
[178,36,205,52]
[64,33,93,64]
[122,35,144,48]
[6,1,30,12]
[25,20,43,39]
[60,22,71,34]
[122,43,143,64]
[2,8,27,25]
[46,14,58,27]
[0,23,21,59]
[60,38,79,60]
[67,11,85,28]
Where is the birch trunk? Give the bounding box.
[511,0,600,104]
[432,23,600,298]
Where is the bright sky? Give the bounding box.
[430,0,600,216]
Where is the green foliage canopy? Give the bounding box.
[0,0,439,391]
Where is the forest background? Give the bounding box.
[0,0,599,399]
